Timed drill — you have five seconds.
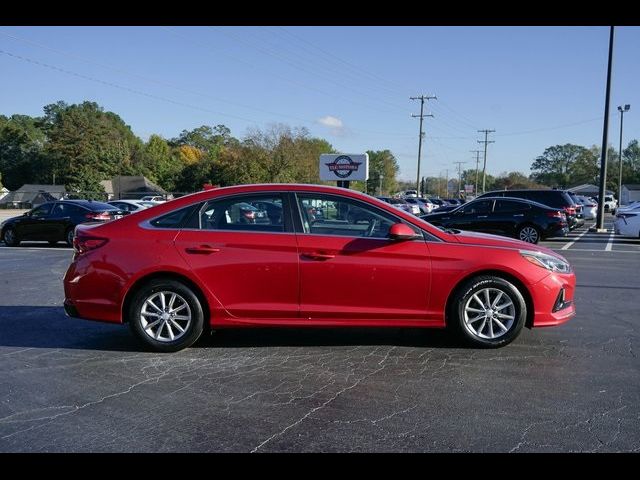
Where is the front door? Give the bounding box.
[294,193,431,322]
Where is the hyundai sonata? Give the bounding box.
[64,184,576,352]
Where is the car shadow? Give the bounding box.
[0,306,466,352]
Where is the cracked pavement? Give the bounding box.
[0,246,638,452]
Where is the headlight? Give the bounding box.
[520,250,571,273]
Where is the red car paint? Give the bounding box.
[64,184,575,331]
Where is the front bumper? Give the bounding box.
[530,271,576,327]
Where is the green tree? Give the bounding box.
[40,101,144,190]
[530,144,590,187]
[365,150,399,196]
[143,134,183,191]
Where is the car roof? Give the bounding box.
[61,199,117,210]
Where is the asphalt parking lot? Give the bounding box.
[0,215,639,452]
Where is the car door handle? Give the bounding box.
[513,214,524,217]
[185,245,221,255]
[477,215,488,218]
[301,252,335,260]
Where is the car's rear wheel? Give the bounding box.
[129,279,204,352]
[2,227,19,247]
[518,224,540,244]
[449,275,527,348]
[65,228,75,247]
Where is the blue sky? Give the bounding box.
[1,26,639,181]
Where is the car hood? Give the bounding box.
[450,229,561,257]
[1,215,24,225]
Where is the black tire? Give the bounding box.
[517,224,541,244]
[448,275,527,348]
[65,228,75,247]
[2,227,19,247]
[128,279,205,352]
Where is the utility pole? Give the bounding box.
[477,130,495,194]
[454,161,467,199]
[470,150,482,196]
[411,95,436,197]
[595,26,615,233]
[445,169,449,197]
[617,104,630,205]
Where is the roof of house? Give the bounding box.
[102,176,167,197]
[622,184,640,191]
[0,184,66,205]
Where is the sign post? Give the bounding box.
[319,154,369,189]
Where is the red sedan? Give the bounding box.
[63,184,576,352]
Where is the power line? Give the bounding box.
[477,129,496,194]
[411,95,436,196]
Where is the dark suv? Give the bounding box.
[477,189,582,229]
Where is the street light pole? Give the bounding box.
[595,26,615,232]
[617,104,630,206]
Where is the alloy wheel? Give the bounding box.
[519,226,539,243]
[463,287,516,340]
[140,291,192,343]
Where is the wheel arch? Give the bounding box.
[121,271,211,328]
[445,269,535,329]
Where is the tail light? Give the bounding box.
[85,211,112,221]
[563,206,576,215]
[73,231,109,255]
[546,211,564,218]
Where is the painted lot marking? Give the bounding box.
[560,228,591,250]
[605,232,615,251]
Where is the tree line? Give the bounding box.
[0,101,401,197]
[1,101,638,198]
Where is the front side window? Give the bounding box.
[297,194,418,239]
[30,204,53,218]
[200,195,285,233]
[461,200,493,215]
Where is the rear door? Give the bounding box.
[491,199,531,236]
[174,193,299,319]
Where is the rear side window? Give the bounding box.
[199,195,286,233]
[150,205,197,228]
[494,200,530,213]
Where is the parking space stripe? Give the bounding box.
[561,228,590,250]
[605,232,615,251]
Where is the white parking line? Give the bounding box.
[605,232,615,251]
[561,229,590,250]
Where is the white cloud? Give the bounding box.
[317,115,346,136]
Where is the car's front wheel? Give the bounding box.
[2,227,19,247]
[449,275,527,348]
[128,279,205,352]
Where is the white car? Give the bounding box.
[599,195,617,213]
[575,195,597,220]
[614,211,640,238]
[140,195,166,203]
[108,200,156,213]
[617,200,640,212]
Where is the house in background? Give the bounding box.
[100,176,169,201]
[0,184,66,209]
[621,184,640,206]
[0,187,9,202]
[568,184,615,198]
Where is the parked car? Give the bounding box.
[614,210,640,238]
[140,195,166,203]
[1,200,124,247]
[615,201,640,214]
[573,195,597,220]
[404,197,433,215]
[593,194,617,213]
[400,190,418,198]
[376,196,420,215]
[64,184,576,352]
[566,192,585,225]
[428,197,447,209]
[477,189,582,230]
[421,197,568,244]
[108,199,156,214]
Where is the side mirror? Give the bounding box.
[388,223,419,241]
